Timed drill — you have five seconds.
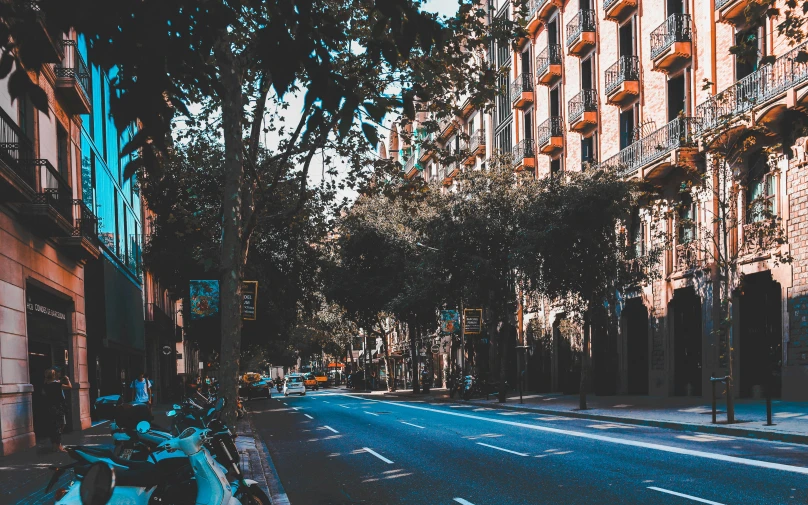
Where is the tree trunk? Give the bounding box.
[579,310,590,410]
[498,321,507,403]
[410,321,420,394]
[214,39,245,427]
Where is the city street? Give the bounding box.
[253,391,808,505]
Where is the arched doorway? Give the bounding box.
[739,272,782,398]
[624,298,649,395]
[673,287,702,396]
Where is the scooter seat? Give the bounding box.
[114,457,193,487]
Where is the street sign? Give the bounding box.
[161,345,172,355]
[431,344,440,354]
[464,308,482,334]
[440,310,460,334]
[242,281,258,320]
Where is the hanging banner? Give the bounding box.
[464,308,482,334]
[440,310,460,334]
[190,280,219,320]
[242,281,258,321]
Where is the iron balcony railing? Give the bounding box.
[33,159,72,221]
[527,0,541,17]
[603,0,621,10]
[568,89,598,123]
[56,40,91,98]
[598,116,701,177]
[403,155,416,174]
[513,138,536,162]
[715,0,735,9]
[566,10,597,48]
[537,117,564,146]
[536,44,562,77]
[72,199,98,240]
[696,40,808,133]
[675,241,700,271]
[605,56,640,95]
[0,105,35,186]
[469,130,486,153]
[650,13,692,60]
[510,73,534,104]
[438,116,456,135]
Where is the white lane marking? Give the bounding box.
[476,442,529,456]
[507,395,545,400]
[401,421,425,429]
[339,405,350,409]
[323,425,339,433]
[365,411,379,416]
[292,407,300,411]
[323,400,330,403]
[554,450,573,455]
[304,414,313,419]
[345,394,808,475]
[648,487,726,505]
[384,472,412,479]
[453,498,476,505]
[363,447,393,464]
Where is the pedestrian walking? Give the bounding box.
[57,367,73,433]
[130,372,152,412]
[43,368,71,453]
[144,373,154,406]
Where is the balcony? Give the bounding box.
[605,56,640,105]
[55,40,91,115]
[510,73,534,109]
[538,117,564,154]
[597,116,701,179]
[403,155,418,178]
[716,0,749,24]
[650,14,692,72]
[53,200,101,262]
[437,115,458,141]
[566,10,597,57]
[512,139,536,171]
[604,0,638,22]
[741,221,777,257]
[524,0,543,35]
[536,44,562,86]
[445,160,460,181]
[463,131,486,164]
[695,41,808,136]
[534,0,563,21]
[419,133,436,162]
[0,107,36,202]
[568,89,598,132]
[16,1,64,63]
[19,159,74,236]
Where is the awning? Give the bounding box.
[327,363,345,368]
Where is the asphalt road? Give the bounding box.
[250,390,808,505]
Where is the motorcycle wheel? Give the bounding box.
[240,486,271,505]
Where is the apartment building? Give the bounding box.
[393,0,808,401]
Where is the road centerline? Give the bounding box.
[476,442,529,456]
[363,447,394,464]
[303,414,313,419]
[323,425,338,433]
[400,421,425,429]
[647,487,726,505]
[453,498,476,505]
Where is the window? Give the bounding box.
[747,156,776,222]
[581,134,595,169]
[524,110,533,141]
[631,215,646,257]
[619,19,635,57]
[667,73,686,122]
[57,124,69,182]
[495,126,512,154]
[550,157,562,176]
[521,49,531,75]
[18,95,35,142]
[550,85,561,117]
[619,107,635,149]
[678,194,696,244]
[547,17,559,45]
[581,57,593,90]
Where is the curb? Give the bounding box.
[246,414,291,505]
[431,396,808,446]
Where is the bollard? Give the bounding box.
[766,385,773,426]
[711,379,717,424]
[709,376,729,424]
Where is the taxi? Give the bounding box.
[303,373,319,390]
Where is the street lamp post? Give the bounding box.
[515,346,529,404]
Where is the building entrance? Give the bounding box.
[26,287,71,439]
[624,298,649,394]
[739,272,782,398]
[673,287,702,396]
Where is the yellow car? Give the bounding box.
[314,371,329,387]
[303,373,319,390]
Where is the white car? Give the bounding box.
[283,375,306,396]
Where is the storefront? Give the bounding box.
[26,286,73,439]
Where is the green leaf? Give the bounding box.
[361,122,378,147]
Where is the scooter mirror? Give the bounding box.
[136,421,151,434]
[173,404,182,410]
[80,462,115,505]
[207,407,216,418]
[216,397,225,411]
[167,410,177,417]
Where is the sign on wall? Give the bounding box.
[440,310,460,334]
[190,280,219,320]
[242,281,258,321]
[464,308,482,334]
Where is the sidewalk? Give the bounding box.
[346,387,808,445]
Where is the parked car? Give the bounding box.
[240,377,272,400]
[284,375,306,396]
[303,373,319,390]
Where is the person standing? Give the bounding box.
[43,368,71,452]
[130,373,151,412]
[57,367,73,433]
